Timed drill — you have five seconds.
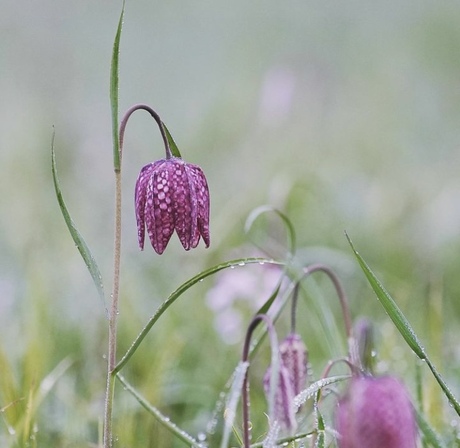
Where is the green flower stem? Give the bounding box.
[103,169,122,448]
[104,3,125,446]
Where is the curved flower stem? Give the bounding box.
[301,264,353,356]
[119,104,172,160]
[241,314,278,448]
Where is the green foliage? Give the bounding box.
[2,1,460,447]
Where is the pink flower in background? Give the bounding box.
[135,157,210,254]
[206,264,283,344]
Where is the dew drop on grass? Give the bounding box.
[238,261,245,266]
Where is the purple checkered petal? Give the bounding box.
[134,157,210,254]
[186,163,210,248]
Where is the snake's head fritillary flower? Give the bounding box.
[279,333,308,396]
[135,156,210,254]
[335,375,417,448]
[263,363,297,431]
[263,333,308,430]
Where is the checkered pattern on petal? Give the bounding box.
[134,157,210,254]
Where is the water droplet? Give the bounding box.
[258,261,265,265]
[238,261,245,266]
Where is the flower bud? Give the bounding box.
[279,333,308,396]
[263,333,308,430]
[263,364,297,431]
[335,375,417,448]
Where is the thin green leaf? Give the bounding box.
[315,405,325,448]
[245,205,296,257]
[116,373,202,448]
[346,233,460,417]
[114,258,284,373]
[110,0,125,171]
[51,134,107,314]
[255,277,282,316]
[415,408,447,448]
[346,233,425,358]
[163,123,182,158]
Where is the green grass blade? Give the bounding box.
[51,134,107,314]
[314,400,325,448]
[415,408,447,448]
[110,0,125,171]
[114,258,284,373]
[346,233,460,417]
[116,373,202,447]
[346,233,425,359]
[163,123,182,158]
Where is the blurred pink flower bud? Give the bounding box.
[264,364,297,431]
[335,375,417,448]
[135,157,210,254]
[263,333,308,430]
[279,333,308,396]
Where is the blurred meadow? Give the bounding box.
[1,0,460,446]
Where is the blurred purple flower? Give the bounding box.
[206,263,284,344]
[279,333,308,396]
[335,375,417,448]
[135,157,210,254]
[264,363,297,431]
[263,333,308,431]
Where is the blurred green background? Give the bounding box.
[1,0,460,446]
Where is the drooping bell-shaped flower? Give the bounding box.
[264,363,297,431]
[135,156,210,254]
[263,333,308,430]
[279,333,308,396]
[335,375,417,448]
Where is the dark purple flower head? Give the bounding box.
[335,375,417,448]
[135,156,210,254]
